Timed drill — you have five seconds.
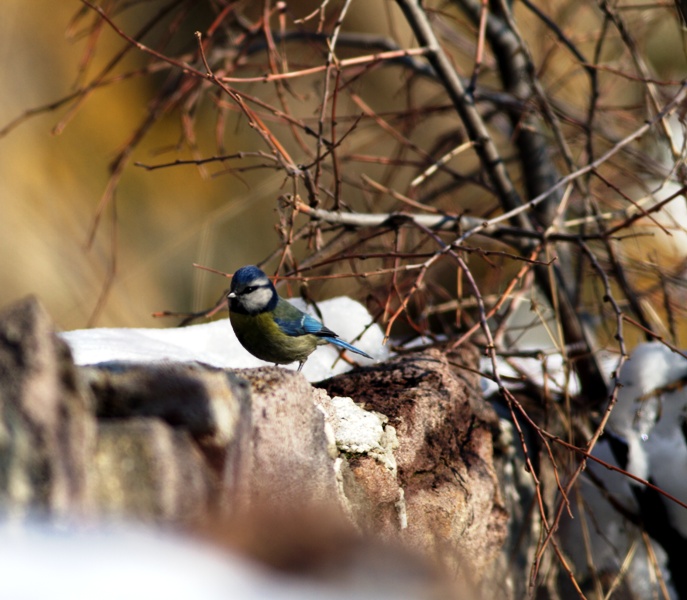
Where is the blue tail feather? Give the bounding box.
[326,336,373,359]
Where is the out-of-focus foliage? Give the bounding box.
[1,1,277,328]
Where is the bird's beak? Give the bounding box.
[227,292,236,299]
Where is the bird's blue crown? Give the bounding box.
[231,265,272,289]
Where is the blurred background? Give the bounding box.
[2,0,435,332]
[2,1,304,329]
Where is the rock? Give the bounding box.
[319,347,508,583]
[93,418,213,522]
[84,362,248,447]
[228,368,341,513]
[0,296,509,597]
[0,296,96,519]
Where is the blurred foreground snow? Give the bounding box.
[0,522,431,600]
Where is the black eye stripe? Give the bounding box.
[241,282,269,294]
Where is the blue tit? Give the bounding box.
[227,265,373,371]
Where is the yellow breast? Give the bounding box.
[230,311,323,364]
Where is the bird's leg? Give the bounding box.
[297,361,304,372]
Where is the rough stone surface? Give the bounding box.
[85,362,248,447]
[232,368,341,512]
[93,418,213,522]
[319,348,508,581]
[0,296,96,519]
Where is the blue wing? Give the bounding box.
[273,299,373,360]
[274,313,327,337]
[272,299,326,337]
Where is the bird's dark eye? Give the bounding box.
[243,286,256,294]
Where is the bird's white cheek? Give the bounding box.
[242,287,273,312]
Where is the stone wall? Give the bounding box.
[0,297,512,598]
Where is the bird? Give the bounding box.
[227,265,373,371]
